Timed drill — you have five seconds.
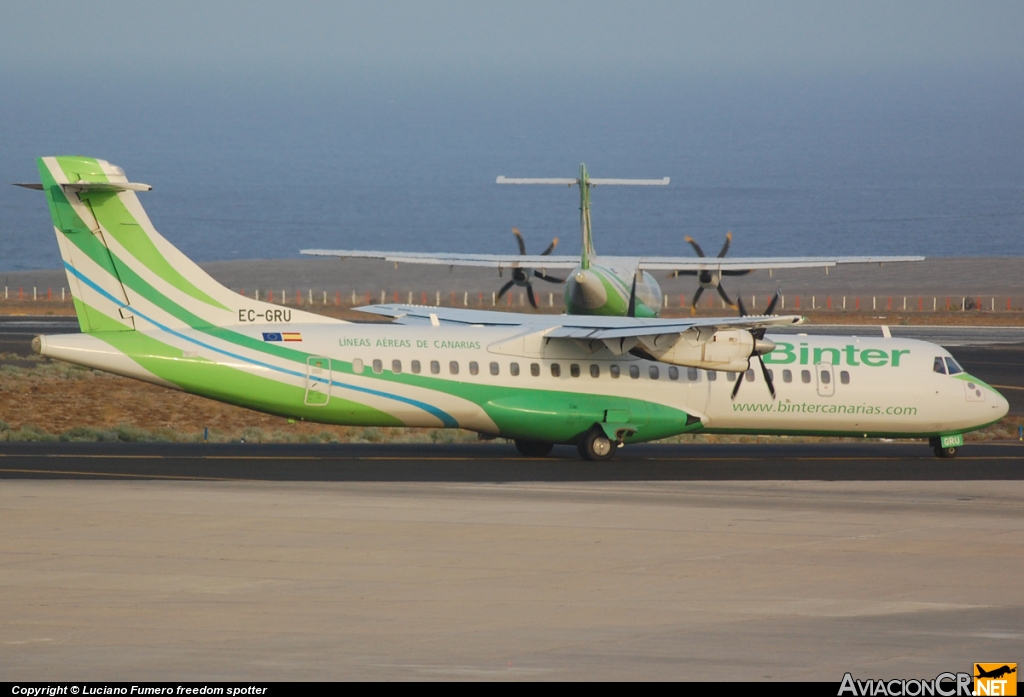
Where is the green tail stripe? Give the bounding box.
[47,157,226,311]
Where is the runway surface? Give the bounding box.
[2,456,1022,680]
[2,440,1024,481]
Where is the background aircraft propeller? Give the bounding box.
[497,228,565,308]
[730,290,782,401]
[669,231,753,313]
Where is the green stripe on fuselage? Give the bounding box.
[90,328,403,427]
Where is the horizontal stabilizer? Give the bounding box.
[17,181,152,192]
[61,181,152,192]
[497,176,669,186]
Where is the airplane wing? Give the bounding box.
[633,255,925,271]
[302,249,923,271]
[354,303,804,337]
[300,249,580,269]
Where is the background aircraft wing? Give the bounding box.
[635,255,924,271]
[301,249,580,269]
[354,304,803,335]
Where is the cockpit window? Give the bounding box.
[933,357,946,374]
[944,357,963,375]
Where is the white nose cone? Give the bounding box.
[991,388,1010,421]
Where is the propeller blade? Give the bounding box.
[764,289,781,316]
[497,279,516,299]
[690,286,705,314]
[540,238,559,256]
[758,355,777,400]
[534,271,565,284]
[512,228,527,256]
[717,231,733,258]
[737,295,747,317]
[731,369,745,400]
[526,283,538,309]
[716,283,736,309]
[684,236,706,258]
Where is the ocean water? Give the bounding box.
[1,70,1022,272]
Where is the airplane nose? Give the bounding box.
[992,388,1010,420]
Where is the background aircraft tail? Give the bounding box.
[33,156,338,333]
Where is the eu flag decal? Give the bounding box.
[262,332,283,342]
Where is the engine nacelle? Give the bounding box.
[638,328,773,372]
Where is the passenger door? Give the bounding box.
[305,357,331,406]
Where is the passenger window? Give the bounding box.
[430,360,440,374]
[449,361,459,375]
[510,362,520,376]
[745,370,755,382]
[629,365,640,379]
[469,361,479,376]
[707,370,717,381]
[801,370,811,384]
[668,366,679,381]
[570,364,580,378]
[783,369,792,383]
[353,358,364,374]
[372,359,383,374]
[649,366,660,380]
[944,357,963,375]
[687,368,699,381]
[820,370,831,384]
[392,360,402,374]
[530,363,540,377]
[840,371,850,384]
[766,369,774,382]
[610,364,620,378]
[411,360,421,374]
[590,364,600,378]
[726,372,736,381]
[550,363,561,377]
[934,357,947,374]
[489,362,499,376]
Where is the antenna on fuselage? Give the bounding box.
[496,164,669,270]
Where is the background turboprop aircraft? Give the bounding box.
[302,164,924,317]
[23,157,1005,462]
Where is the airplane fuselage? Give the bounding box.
[36,322,1007,445]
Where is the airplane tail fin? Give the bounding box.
[578,164,595,270]
[33,156,338,333]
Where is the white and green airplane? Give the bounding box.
[303,163,924,317]
[21,157,1006,460]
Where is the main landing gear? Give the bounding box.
[576,427,618,461]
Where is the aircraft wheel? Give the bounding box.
[577,428,616,461]
[934,445,958,459]
[514,440,553,457]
